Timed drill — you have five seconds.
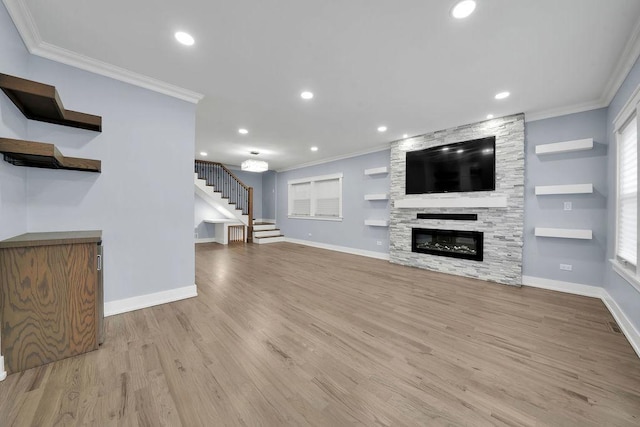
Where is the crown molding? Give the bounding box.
[601,16,640,106]
[2,0,204,104]
[276,143,390,173]
[2,0,41,49]
[524,99,607,123]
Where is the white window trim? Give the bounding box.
[610,258,640,294]
[612,83,640,293]
[288,173,343,221]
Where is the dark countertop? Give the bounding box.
[0,230,102,248]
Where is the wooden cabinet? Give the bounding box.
[0,231,103,374]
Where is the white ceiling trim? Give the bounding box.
[2,0,204,104]
[524,99,608,123]
[276,144,391,173]
[601,16,640,106]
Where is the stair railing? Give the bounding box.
[195,160,254,242]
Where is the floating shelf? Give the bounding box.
[364,166,389,176]
[395,196,508,209]
[535,184,593,195]
[0,138,101,172]
[0,73,102,132]
[364,193,389,201]
[364,219,389,227]
[535,138,593,155]
[534,227,592,240]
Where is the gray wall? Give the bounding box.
[523,109,608,286]
[194,194,224,240]
[606,55,640,332]
[0,2,197,304]
[262,170,277,221]
[0,4,28,240]
[277,149,390,254]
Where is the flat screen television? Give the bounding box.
[406,136,496,194]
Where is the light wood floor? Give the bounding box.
[1,242,640,426]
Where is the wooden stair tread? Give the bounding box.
[254,235,284,239]
[0,73,102,132]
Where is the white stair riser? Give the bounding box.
[255,236,285,244]
[254,230,281,238]
[253,224,277,231]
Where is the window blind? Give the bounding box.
[314,178,340,217]
[291,182,311,216]
[618,116,638,266]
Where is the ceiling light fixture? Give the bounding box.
[451,1,476,19]
[241,151,267,172]
[377,126,387,132]
[403,134,408,138]
[238,128,249,134]
[311,146,318,151]
[241,159,268,172]
[301,91,314,100]
[487,114,494,119]
[495,91,510,100]
[200,151,208,156]
[174,31,195,46]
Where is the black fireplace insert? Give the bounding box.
[412,228,483,261]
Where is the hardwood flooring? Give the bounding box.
[1,242,639,426]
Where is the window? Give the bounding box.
[288,173,343,220]
[617,116,637,266]
[612,87,640,292]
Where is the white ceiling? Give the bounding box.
[7,0,640,170]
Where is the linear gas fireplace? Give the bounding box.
[412,228,483,261]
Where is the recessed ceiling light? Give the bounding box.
[301,91,314,100]
[451,1,476,19]
[378,126,387,132]
[310,146,318,152]
[403,134,408,138]
[238,128,249,134]
[495,91,510,100]
[175,31,195,46]
[457,149,464,153]
[200,151,207,156]
[487,114,494,119]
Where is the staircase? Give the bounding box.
[253,221,285,244]
[195,160,284,244]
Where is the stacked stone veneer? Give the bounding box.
[390,114,525,286]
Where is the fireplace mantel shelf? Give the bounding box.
[395,195,508,209]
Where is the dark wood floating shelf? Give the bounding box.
[0,138,101,172]
[0,73,102,131]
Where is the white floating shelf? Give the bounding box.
[365,219,389,227]
[534,227,592,240]
[395,196,508,209]
[535,184,593,195]
[364,166,389,176]
[535,138,593,155]
[364,193,389,200]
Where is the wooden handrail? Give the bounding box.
[195,160,250,191]
[195,160,254,242]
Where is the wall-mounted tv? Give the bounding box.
[406,136,496,194]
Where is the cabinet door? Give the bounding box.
[0,243,98,374]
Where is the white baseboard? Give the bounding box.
[195,238,219,244]
[523,275,640,359]
[521,275,605,298]
[601,295,640,358]
[104,284,198,317]
[284,237,390,261]
[0,356,6,381]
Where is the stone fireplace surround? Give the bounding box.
[389,114,525,286]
